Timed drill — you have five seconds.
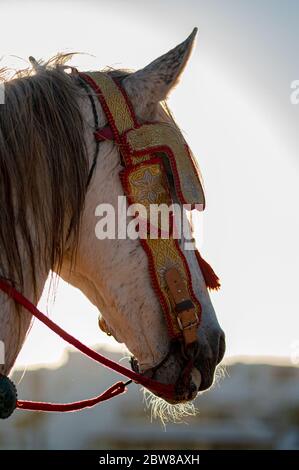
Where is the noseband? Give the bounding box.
[0,71,220,419]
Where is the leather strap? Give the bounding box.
[165,268,200,345]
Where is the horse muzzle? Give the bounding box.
[130,341,202,403]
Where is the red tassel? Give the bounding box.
[195,250,221,291]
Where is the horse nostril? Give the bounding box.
[187,382,198,399]
[217,333,226,364]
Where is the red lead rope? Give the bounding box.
[0,280,175,412]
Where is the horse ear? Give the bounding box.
[123,28,198,119]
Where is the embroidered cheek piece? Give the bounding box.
[80,71,216,351]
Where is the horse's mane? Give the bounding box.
[0,55,89,298]
[0,55,178,300]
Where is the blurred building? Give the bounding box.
[1,348,299,450]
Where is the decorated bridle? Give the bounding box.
[0,71,220,419]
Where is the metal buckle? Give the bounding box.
[177,310,199,331]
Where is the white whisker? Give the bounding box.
[143,389,199,426]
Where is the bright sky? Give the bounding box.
[1,0,299,368]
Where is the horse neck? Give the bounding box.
[0,71,91,376]
[0,259,49,376]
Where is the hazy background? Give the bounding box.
[0,0,298,450]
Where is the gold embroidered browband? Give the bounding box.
[86,71,205,209]
[80,71,216,345]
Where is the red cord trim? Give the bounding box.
[0,280,175,408]
[17,382,126,413]
[123,137,201,209]
[184,144,206,210]
[140,237,180,339]
[195,249,221,291]
[112,77,139,128]
[119,164,180,339]
[79,73,122,144]
[173,238,202,324]
[94,126,115,142]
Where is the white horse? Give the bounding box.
[0,30,225,410]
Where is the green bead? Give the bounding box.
[0,375,17,419]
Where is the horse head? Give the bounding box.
[60,29,225,403]
[0,30,225,412]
